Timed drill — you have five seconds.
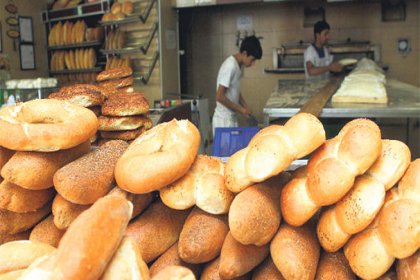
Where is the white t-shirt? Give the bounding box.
[304,44,333,80]
[214,55,243,115]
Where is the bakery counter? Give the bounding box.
[263,78,420,124]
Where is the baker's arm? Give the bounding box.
[216,85,250,117]
[306,61,343,77]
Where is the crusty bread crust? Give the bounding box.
[29,215,65,248]
[101,92,149,117]
[98,115,152,131]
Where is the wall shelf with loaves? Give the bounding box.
[99,0,159,85]
[43,0,112,86]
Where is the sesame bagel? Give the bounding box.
[96,67,133,82]
[101,92,149,117]
[0,99,98,152]
[99,76,133,89]
[48,90,104,107]
[115,119,200,194]
[98,115,152,131]
[100,127,147,141]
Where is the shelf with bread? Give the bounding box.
[99,0,156,26]
[100,22,158,55]
[42,0,111,23]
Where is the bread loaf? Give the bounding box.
[344,159,420,279]
[0,180,55,213]
[0,240,55,274]
[160,155,234,215]
[252,256,285,280]
[1,141,90,190]
[151,266,195,280]
[125,201,190,263]
[317,140,411,252]
[100,236,149,280]
[51,194,90,229]
[0,147,13,172]
[219,232,270,279]
[29,215,65,248]
[54,140,128,205]
[49,194,133,280]
[270,223,320,280]
[314,251,355,280]
[225,113,325,193]
[149,242,202,278]
[122,1,133,15]
[0,203,51,235]
[178,207,229,264]
[201,257,250,280]
[281,118,382,226]
[229,172,290,246]
[396,250,419,280]
[108,187,153,220]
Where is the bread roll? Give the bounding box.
[229,172,290,246]
[122,1,133,15]
[51,194,90,229]
[0,240,55,274]
[219,232,270,279]
[125,201,190,263]
[201,257,250,280]
[0,180,55,213]
[50,194,133,280]
[344,159,420,279]
[160,155,233,215]
[108,187,153,220]
[317,140,411,252]
[111,2,122,14]
[0,203,51,235]
[315,251,355,280]
[29,215,65,248]
[270,223,320,280]
[1,141,90,190]
[178,207,229,264]
[54,140,129,205]
[149,242,202,278]
[17,252,56,280]
[100,236,149,280]
[252,256,285,280]
[0,230,30,246]
[225,113,325,193]
[151,265,195,280]
[396,250,419,280]
[0,148,13,174]
[281,118,382,227]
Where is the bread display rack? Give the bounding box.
[42,0,111,85]
[99,0,159,85]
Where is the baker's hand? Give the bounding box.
[240,106,252,118]
[328,62,344,73]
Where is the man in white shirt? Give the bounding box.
[304,20,343,80]
[212,35,262,136]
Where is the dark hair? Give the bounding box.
[240,35,262,59]
[314,20,330,36]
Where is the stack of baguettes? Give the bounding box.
[0,105,418,280]
[96,67,152,145]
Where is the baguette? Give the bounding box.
[50,194,133,280]
[0,240,55,274]
[270,223,320,280]
[252,256,285,280]
[54,140,128,205]
[125,201,190,263]
[225,113,325,193]
[1,141,90,190]
[281,118,382,226]
[317,140,410,252]
[0,180,55,213]
[344,159,420,279]
[229,172,290,246]
[29,215,65,248]
[100,236,149,280]
[178,207,229,264]
[149,242,202,278]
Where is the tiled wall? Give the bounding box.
[181,0,419,123]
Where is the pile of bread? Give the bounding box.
[51,0,82,10]
[0,106,418,279]
[105,28,127,50]
[102,0,134,22]
[332,58,388,104]
[48,20,104,46]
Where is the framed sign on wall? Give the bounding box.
[19,43,35,70]
[18,16,34,43]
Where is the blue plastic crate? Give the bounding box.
[212,126,260,158]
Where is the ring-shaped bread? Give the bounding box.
[115,119,200,194]
[0,99,98,151]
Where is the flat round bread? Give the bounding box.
[339,58,358,66]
